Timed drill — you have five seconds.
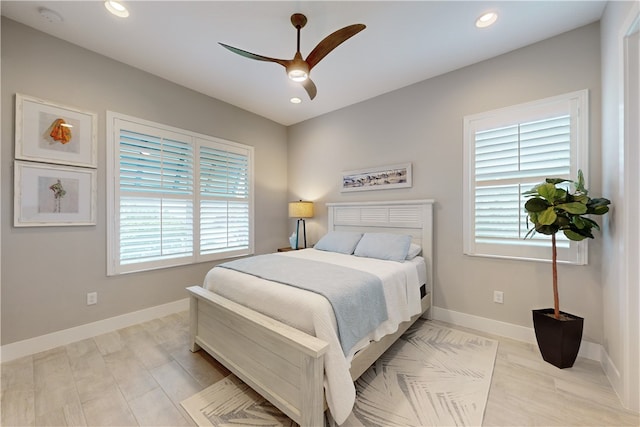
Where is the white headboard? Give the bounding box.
[326,199,434,298]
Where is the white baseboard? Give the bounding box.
[431,306,604,362]
[0,298,189,363]
[0,300,607,366]
[601,346,624,402]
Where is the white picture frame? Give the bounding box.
[15,93,98,168]
[14,161,97,227]
[340,162,412,192]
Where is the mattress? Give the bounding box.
[202,248,427,423]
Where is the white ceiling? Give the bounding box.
[1,1,607,126]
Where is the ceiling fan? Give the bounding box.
[219,14,365,100]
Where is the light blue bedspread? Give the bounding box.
[219,254,388,355]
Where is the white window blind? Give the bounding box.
[199,143,251,255]
[107,113,254,275]
[119,129,194,265]
[463,90,588,264]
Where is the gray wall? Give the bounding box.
[1,18,614,351]
[288,23,606,343]
[1,18,289,345]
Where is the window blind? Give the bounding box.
[107,113,254,275]
[199,145,250,254]
[119,129,194,265]
[474,116,571,247]
[463,90,588,264]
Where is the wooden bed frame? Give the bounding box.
[187,199,434,426]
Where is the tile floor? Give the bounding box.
[1,312,638,426]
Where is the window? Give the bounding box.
[107,112,254,275]
[463,90,589,264]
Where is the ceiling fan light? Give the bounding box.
[288,69,308,82]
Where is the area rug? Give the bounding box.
[181,321,498,426]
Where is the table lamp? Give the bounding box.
[288,200,314,249]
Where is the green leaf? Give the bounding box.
[591,205,610,215]
[555,214,570,227]
[537,183,557,201]
[572,194,589,204]
[572,216,586,229]
[575,169,587,194]
[546,178,572,185]
[536,224,560,235]
[566,223,595,239]
[538,207,557,225]
[581,217,601,230]
[554,188,568,201]
[564,229,588,241]
[587,198,611,215]
[556,202,588,214]
[524,227,537,239]
[524,198,549,213]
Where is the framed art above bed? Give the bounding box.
[340,163,412,192]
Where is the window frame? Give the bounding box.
[106,111,254,275]
[463,90,589,264]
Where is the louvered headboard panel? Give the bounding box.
[332,205,425,235]
[326,199,434,300]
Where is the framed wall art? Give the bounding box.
[14,161,97,227]
[340,162,412,192]
[15,93,98,168]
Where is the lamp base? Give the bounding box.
[295,218,307,249]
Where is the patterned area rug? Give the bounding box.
[181,321,498,426]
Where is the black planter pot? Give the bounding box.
[532,308,584,369]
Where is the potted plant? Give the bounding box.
[523,170,610,368]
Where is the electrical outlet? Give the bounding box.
[493,290,504,304]
[87,292,98,305]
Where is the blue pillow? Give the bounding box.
[314,231,363,254]
[353,233,412,262]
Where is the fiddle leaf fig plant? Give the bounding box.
[523,170,610,320]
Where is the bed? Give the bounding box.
[186,199,434,426]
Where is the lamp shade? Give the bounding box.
[288,201,314,218]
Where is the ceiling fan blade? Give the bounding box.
[305,24,366,70]
[219,43,290,68]
[302,78,317,100]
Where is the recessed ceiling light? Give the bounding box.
[290,97,302,104]
[104,0,129,18]
[476,12,498,28]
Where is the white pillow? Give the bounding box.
[314,231,363,254]
[406,243,422,260]
[353,233,412,262]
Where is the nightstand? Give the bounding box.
[277,247,298,252]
